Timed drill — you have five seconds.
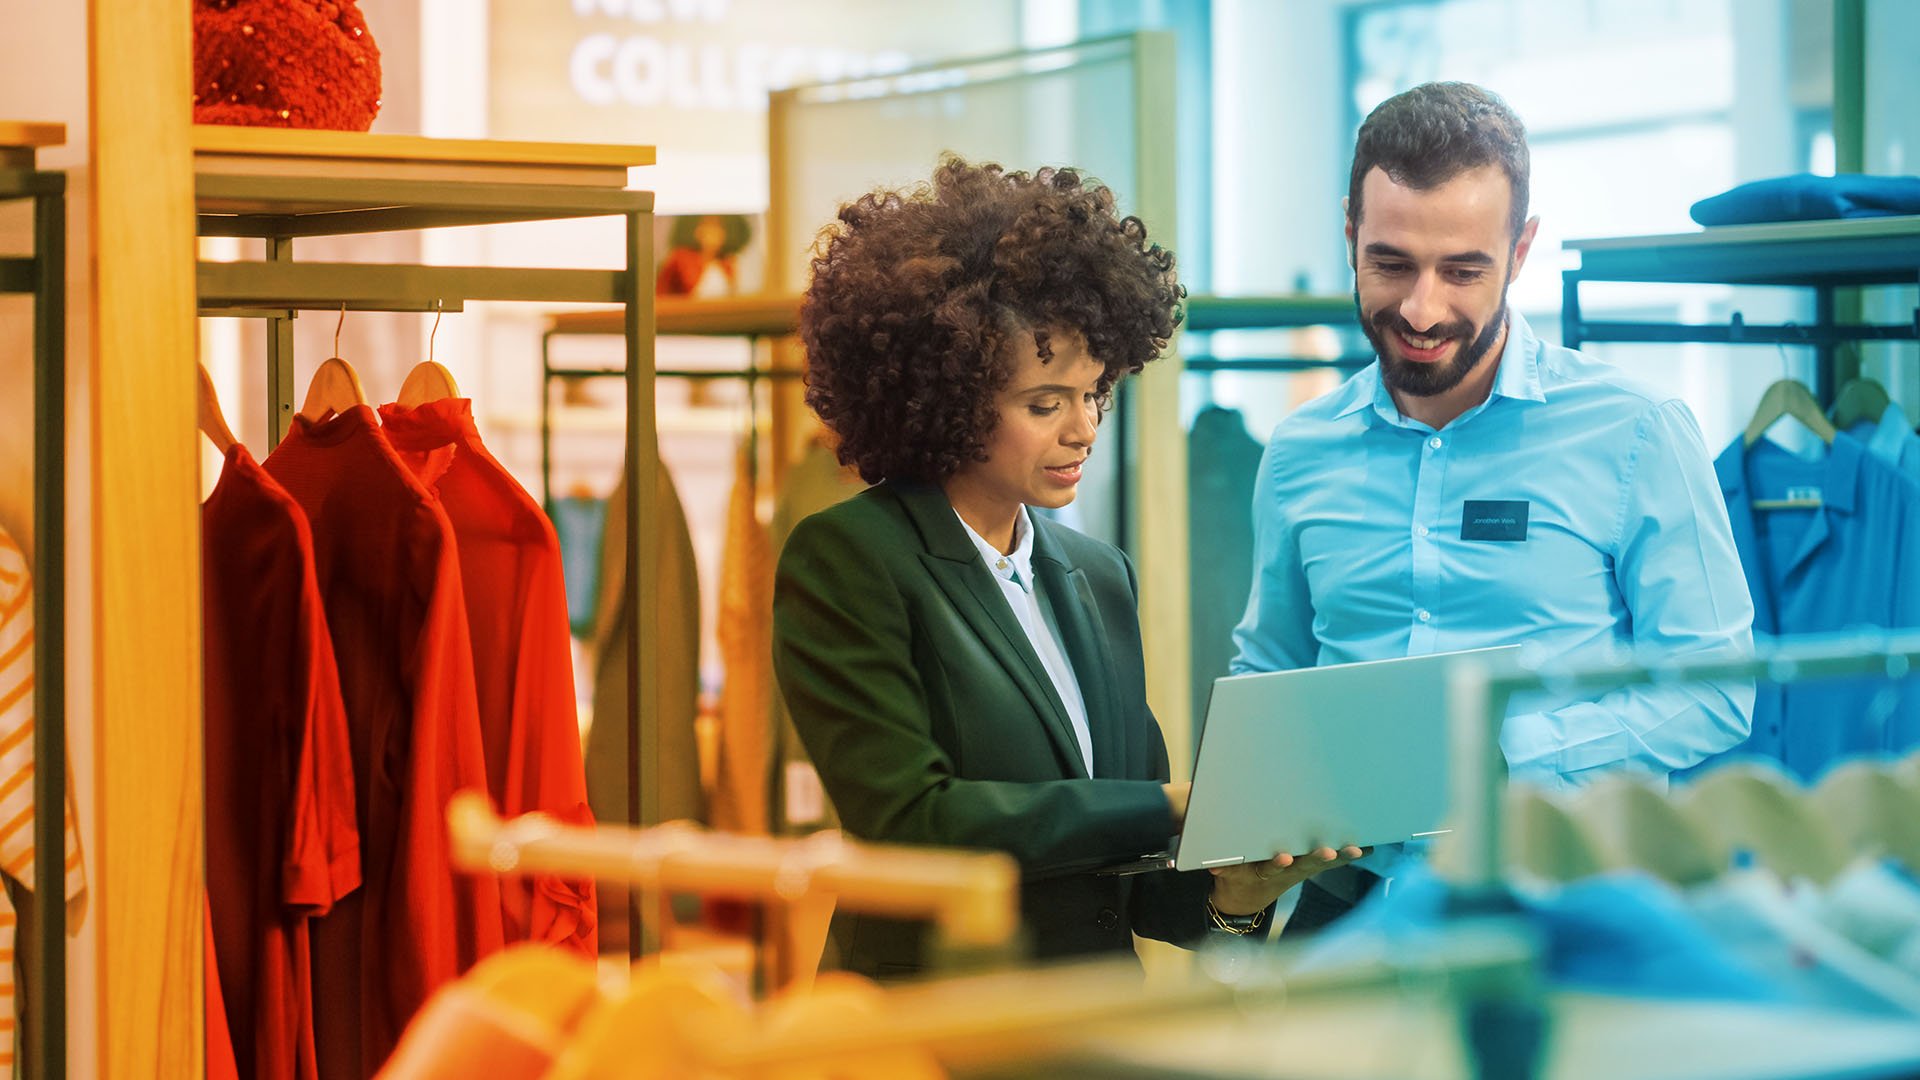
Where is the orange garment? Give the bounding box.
[265,406,503,1079]
[203,446,360,1080]
[379,399,596,955]
[712,442,773,835]
[0,527,86,1076]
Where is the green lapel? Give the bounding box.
[887,482,1088,779]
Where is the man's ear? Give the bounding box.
[1508,215,1542,282]
[1343,197,1357,268]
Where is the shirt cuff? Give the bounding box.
[1499,706,1636,784]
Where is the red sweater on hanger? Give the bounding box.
[204,446,360,1080]
[265,406,504,1079]
[380,398,597,955]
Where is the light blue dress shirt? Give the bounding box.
[1231,311,1756,791]
[955,506,1096,777]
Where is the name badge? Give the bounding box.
[1461,500,1529,542]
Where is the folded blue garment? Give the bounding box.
[1691,174,1920,226]
[1296,865,1785,1003]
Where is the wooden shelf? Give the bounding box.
[0,121,66,149]
[0,121,66,169]
[549,295,803,339]
[193,125,652,190]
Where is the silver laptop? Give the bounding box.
[1102,645,1520,874]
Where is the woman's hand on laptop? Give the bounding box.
[1208,845,1368,915]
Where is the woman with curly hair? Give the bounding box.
[771,159,1361,977]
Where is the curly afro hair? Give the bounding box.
[800,157,1183,485]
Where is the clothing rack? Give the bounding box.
[1561,215,1920,405]
[189,127,667,955]
[447,791,1020,968]
[0,119,70,1078]
[539,297,803,506]
[1444,631,1920,900]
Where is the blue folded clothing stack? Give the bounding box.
[1691,173,1920,226]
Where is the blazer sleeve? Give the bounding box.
[772,513,1177,876]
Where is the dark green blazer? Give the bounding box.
[772,480,1211,977]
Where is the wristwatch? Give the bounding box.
[1205,895,1267,936]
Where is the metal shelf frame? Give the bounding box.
[0,162,68,1079]
[1562,215,1920,404]
[191,167,663,951]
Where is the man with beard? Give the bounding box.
[1229,82,1755,934]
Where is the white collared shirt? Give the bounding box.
[954,506,1096,777]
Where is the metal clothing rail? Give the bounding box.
[1445,631,1920,898]
[1561,215,1920,404]
[191,146,663,957]
[538,300,802,506]
[0,153,69,1080]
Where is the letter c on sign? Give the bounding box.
[570,34,618,106]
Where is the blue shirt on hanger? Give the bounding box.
[1701,433,1920,778]
[1846,401,1920,480]
[1231,311,1755,792]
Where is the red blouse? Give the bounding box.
[265,407,503,1078]
[380,398,596,956]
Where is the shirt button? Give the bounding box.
[1417,609,1432,623]
[1095,907,1120,931]
[1428,437,1443,449]
[1417,525,1430,538]
[996,558,1008,570]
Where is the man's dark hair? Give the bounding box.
[800,156,1183,485]
[1347,82,1530,244]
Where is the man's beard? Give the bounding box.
[1357,284,1509,399]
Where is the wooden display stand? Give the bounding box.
[84,6,661,1070]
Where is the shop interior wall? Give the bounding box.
[1202,0,1915,453]
[0,0,101,1073]
[1861,0,1920,408]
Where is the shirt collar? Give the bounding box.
[1869,401,1916,463]
[1334,309,1548,425]
[954,505,1036,592]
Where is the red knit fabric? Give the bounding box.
[194,0,382,131]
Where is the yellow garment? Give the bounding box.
[712,442,774,835]
[375,945,601,1080]
[766,441,868,834]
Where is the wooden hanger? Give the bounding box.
[1813,761,1920,871]
[1575,775,1726,886]
[397,361,461,406]
[396,303,461,407]
[1501,786,1607,883]
[298,357,369,421]
[1431,786,1603,884]
[1743,378,1838,510]
[299,305,368,421]
[1829,377,1892,431]
[196,363,238,454]
[1743,378,1838,450]
[1679,763,1851,884]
